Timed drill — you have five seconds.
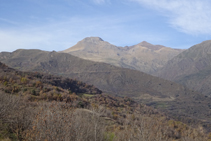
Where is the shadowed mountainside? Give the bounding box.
[155,40,211,96]
[1,49,211,129]
[0,49,198,98]
[0,61,102,95]
[62,37,184,74]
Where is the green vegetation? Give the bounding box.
[83,94,94,97]
[104,132,116,141]
[155,102,168,108]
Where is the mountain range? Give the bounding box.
[62,37,211,96]
[62,37,184,74]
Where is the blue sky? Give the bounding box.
[1,0,211,52]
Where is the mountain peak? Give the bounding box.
[82,37,104,43]
[136,41,164,50]
[62,37,111,53]
[139,41,152,46]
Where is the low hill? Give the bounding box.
[1,49,211,129]
[0,61,102,96]
[62,37,184,74]
[155,40,211,96]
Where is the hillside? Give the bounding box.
[1,49,211,129]
[0,49,200,99]
[0,61,102,97]
[62,37,184,74]
[155,40,211,95]
[0,62,209,141]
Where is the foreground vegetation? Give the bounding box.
[0,62,210,141]
[0,92,210,141]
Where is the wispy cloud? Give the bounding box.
[0,14,168,52]
[131,0,211,35]
[0,16,131,52]
[0,18,19,25]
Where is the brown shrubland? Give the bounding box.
[0,62,210,141]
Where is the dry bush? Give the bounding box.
[71,109,106,141]
[85,103,209,141]
[106,115,170,141]
[0,92,34,140]
[25,102,73,141]
[0,92,20,122]
[25,102,107,141]
[0,91,209,141]
[111,114,209,141]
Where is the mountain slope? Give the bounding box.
[0,49,195,99]
[1,49,211,127]
[0,61,102,96]
[155,40,211,95]
[62,37,184,74]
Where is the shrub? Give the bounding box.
[3,81,7,86]
[31,89,37,96]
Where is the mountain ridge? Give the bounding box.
[154,40,211,96]
[130,41,165,50]
[62,37,184,74]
